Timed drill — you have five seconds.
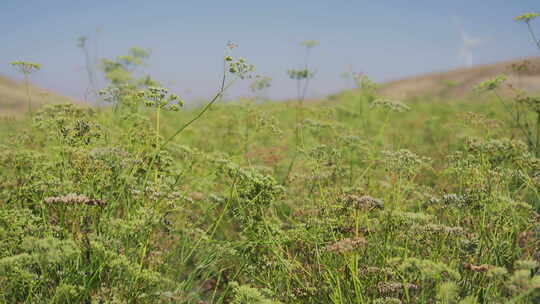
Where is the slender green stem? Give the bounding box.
[536,111,540,157]
[526,22,540,51]
[244,110,250,161]
[154,106,160,182]
[142,66,234,189]
[494,92,535,148]
[24,74,32,117]
[160,80,234,150]
[526,21,540,152]
[283,47,314,184]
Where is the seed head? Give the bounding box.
[326,237,367,254]
[463,262,491,272]
[44,193,106,207]
[226,40,238,49]
[342,194,384,211]
[378,282,419,295]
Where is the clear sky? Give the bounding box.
[1,1,539,102]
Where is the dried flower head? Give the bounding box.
[440,193,472,206]
[226,40,238,49]
[342,194,384,211]
[373,297,402,304]
[326,237,367,254]
[44,193,106,207]
[412,223,466,235]
[463,262,491,272]
[378,282,419,295]
[360,266,395,276]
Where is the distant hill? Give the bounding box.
[2,57,539,117]
[0,75,77,117]
[379,57,540,99]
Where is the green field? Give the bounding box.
[2,22,540,302]
[2,68,540,303]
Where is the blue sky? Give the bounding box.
[1,1,539,102]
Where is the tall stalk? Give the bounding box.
[536,111,540,157]
[154,106,161,182]
[283,40,318,184]
[141,45,254,186]
[515,13,540,155]
[24,74,32,117]
[10,61,40,117]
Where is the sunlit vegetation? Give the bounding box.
[1,13,540,304]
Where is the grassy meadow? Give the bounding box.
[2,15,540,304]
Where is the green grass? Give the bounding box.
[1,78,540,303]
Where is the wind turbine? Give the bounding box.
[458,26,485,68]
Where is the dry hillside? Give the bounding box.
[0,75,77,117]
[379,57,540,99]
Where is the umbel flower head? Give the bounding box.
[138,87,184,111]
[300,40,319,49]
[515,12,539,23]
[11,61,41,75]
[249,76,272,93]
[226,56,256,79]
[287,69,313,80]
[370,98,410,112]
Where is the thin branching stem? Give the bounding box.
[494,91,535,148]
[526,22,540,51]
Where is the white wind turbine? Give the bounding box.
[458,25,485,68]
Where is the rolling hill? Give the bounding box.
[1,57,539,117]
[379,57,540,99]
[0,75,77,117]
